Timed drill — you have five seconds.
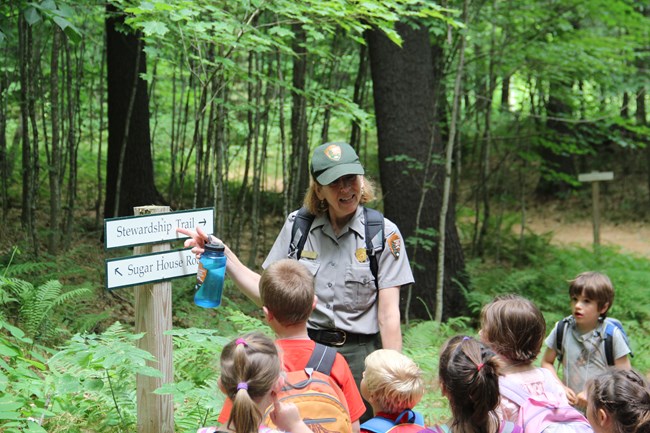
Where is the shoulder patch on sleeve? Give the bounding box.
[387,233,401,258]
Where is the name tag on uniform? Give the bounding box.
[301,250,318,259]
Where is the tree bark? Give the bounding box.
[104,4,163,219]
[48,27,62,254]
[1,41,9,219]
[367,23,468,321]
[535,79,576,199]
[18,15,36,252]
[288,24,309,211]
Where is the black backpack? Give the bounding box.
[288,206,384,288]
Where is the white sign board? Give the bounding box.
[105,207,213,249]
[105,248,199,290]
[578,171,614,182]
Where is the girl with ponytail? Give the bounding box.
[437,335,522,433]
[198,331,311,433]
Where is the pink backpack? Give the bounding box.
[498,369,592,433]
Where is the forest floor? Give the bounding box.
[523,216,650,258]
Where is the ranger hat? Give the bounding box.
[310,142,365,185]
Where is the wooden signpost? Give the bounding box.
[578,171,614,247]
[104,206,214,433]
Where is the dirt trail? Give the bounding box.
[524,217,650,258]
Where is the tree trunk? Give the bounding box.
[288,24,309,211]
[48,27,62,254]
[18,15,36,252]
[350,44,369,150]
[436,0,468,322]
[367,23,468,321]
[104,4,163,219]
[0,43,9,219]
[535,79,576,199]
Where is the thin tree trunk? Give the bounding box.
[1,41,9,219]
[63,37,81,248]
[19,16,36,252]
[289,24,309,210]
[113,37,143,217]
[277,51,289,216]
[249,52,266,266]
[95,33,106,227]
[436,0,468,322]
[48,27,62,254]
[350,44,368,150]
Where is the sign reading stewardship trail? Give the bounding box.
[105,248,199,290]
[104,207,214,249]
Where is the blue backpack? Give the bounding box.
[361,409,436,433]
[555,316,632,366]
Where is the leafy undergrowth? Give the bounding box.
[1,234,649,431]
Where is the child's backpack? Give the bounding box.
[262,343,352,433]
[361,409,437,433]
[555,316,633,366]
[498,369,593,433]
[430,421,522,433]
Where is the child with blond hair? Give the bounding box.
[360,349,429,432]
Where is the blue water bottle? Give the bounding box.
[194,241,226,308]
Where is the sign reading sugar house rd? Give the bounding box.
[104,207,214,249]
[106,248,199,290]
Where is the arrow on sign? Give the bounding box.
[199,218,206,226]
[105,248,199,290]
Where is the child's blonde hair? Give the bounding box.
[569,271,615,316]
[480,294,545,364]
[363,349,424,414]
[220,331,281,433]
[259,259,315,326]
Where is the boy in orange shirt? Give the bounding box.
[217,259,365,432]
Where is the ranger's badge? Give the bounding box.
[355,248,367,263]
[387,233,401,258]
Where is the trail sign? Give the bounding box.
[578,171,614,182]
[105,248,198,290]
[578,171,614,247]
[104,207,213,249]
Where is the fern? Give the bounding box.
[0,276,91,344]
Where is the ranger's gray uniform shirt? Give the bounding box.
[263,206,414,335]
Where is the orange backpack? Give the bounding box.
[263,343,352,433]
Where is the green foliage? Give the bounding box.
[0,276,91,344]
[403,317,474,425]
[0,320,51,433]
[46,322,162,432]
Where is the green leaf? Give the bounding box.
[52,16,82,43]
[84,378,104,391]
[141,21,169,37]
[2,323,25,340]
[0,344,20,357]
[24,421,48,433]
[23,7,41,26]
